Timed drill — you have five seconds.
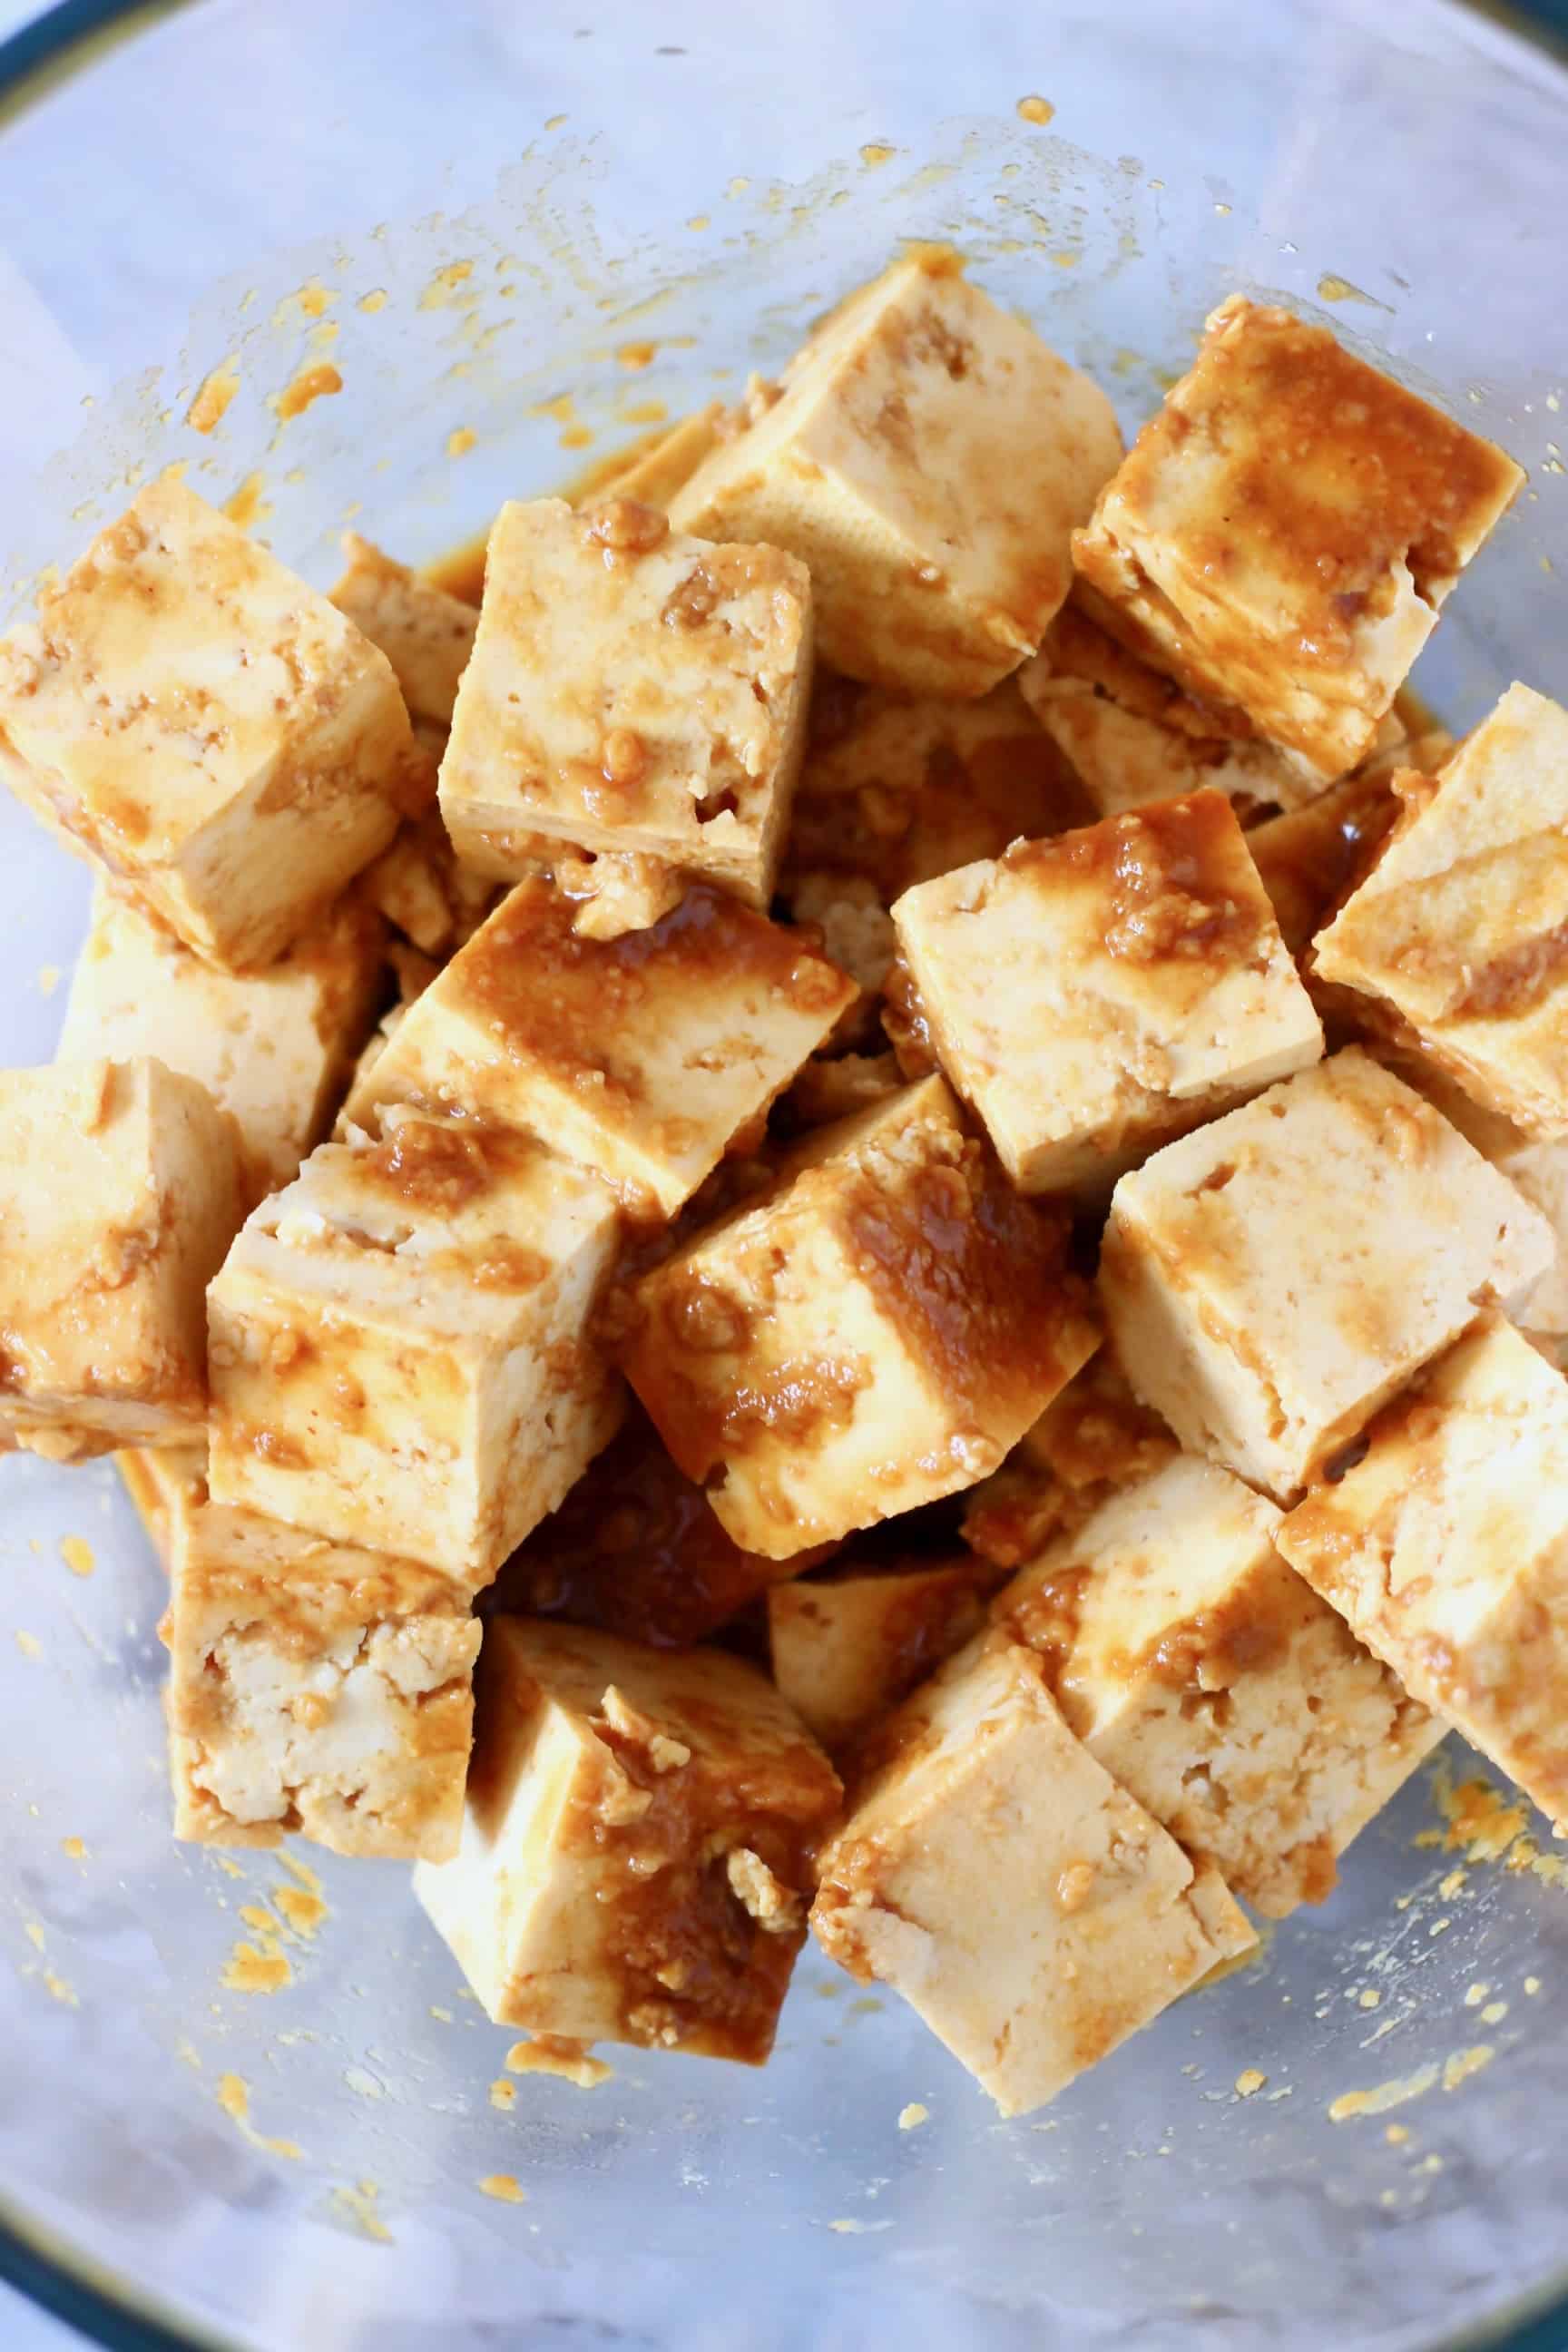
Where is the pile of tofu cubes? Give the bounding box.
[2,250,1563,2116]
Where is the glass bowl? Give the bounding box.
[1,4,1567,2346]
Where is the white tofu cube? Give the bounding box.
[0,1059,243,1461]
[329,534,478,726]
[116,1441,209,1573]
[167,1502,478,1858]
[414,1617,841,2061]
[207,1106,623,1583]
[59,879,386,1201]
[1314,686,1568,1133]
[811,1629,1255,2116]
[437,496,812,907]
[621,1077,1102,1558]
[995,1455,1440,1916]
[1279,1315,1568,1828]
[0,481,416,968]
[1073,299,1523,785]
[891,790,1323,1196]
[768,1556,989,1751]
[1100,1048,1553,1500]
[671,253,1122,697]
[345,876,856,1219]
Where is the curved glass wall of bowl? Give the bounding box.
[0,2,1565,2349]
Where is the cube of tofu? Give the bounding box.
[413,1617,841,2061]
[167,1502,478,1858]
[1100,1048,1553,1500]
[1015,1344,1178,1492]
[59,879,386,1201]
[768,1556,990,1752]
[116,1441,209,1573]
[1073,299,1523,785]
[671,252,1122,697]
[207,1106,622,1583]
[1314,687,1568,1133]
[891,791,1323,1196]
[0,481,416,968]
[596,402,729,512]
[0,1059,243,1461]
[1247,765,1402,961]
[620,1076,1102,1558]
[1279,1315,1568,1828]
[359,806,499,959]
[328,534,478,727]
[345,877,856,1218]
[437,495,812,907]
[995,1456,1440,1916]
[810,1630,1255,2115]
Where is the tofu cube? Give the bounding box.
[1100,1047,1553,1500]
[345,877,856,1218]
[810,1630,1255,2115]
[437,495,812,907]
[671,252,1122,697]
[117,1441,209,1573]
[1073,298,1523,785]
[1279,1315,1568,1828]
[891,790,1323,1196]
[620,1076,1102,1558]
[1015,1344,1178,1493]
[0,480,416,968]
[1314,686,1568,1133]
[768,1556,990,1751]
[0,1059,243,1461]
[1247,765,1402,960]
[995,1455,1440,1916]
[329,534,478,727]
[360,806,499,959]
[59,879,386,1201]
[596,401,728,512]
[413,1617,841,2061]
[207,1106,623,1583]
[167,1502,478,1858]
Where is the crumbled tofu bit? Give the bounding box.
[892,791,1323,1197]
[328,533,479,727]
[1314,687,1568,1135]
[1017,603,1306,816]
[361,803,501,959]
[116,1441,210,1574]
[0,479,416,970]
[436,495,813,908]
[346,877,857,1219]
[785,873,897,1001]
[1100,1047,1553,1502]
[593,401,729,512]
[767,1556,990,1751]
[1247,765,1402,960]
[59,878,386,1201]
[811,1629,1255,2117]
[1073,299,1523,786]
[787,1051,904,1132]
[413,1618,840,2062]
[557,849,686,942]
[206,1106,623,1584]
[994,1455,1441,1917]
[166,1503,477,1859]
[0,1058,243,1461]
[621,1076,1102,1559]
[671,251,1122,697]
[1279,1313,1568,1830]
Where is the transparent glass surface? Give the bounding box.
[0,2,1566,2345]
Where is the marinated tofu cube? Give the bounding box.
[0,1058,243,1461]
[207,1106,622,1583]
[360,806,499,959]
[1073,298,1523,785]
[59,879,386,1201]
[1247,766,1403,960]
[329,534,478,727]
[620,1076,1102,1558]
[671,251,1122,697]
[1279,1315,1568,1829]
[810,1629,1255,2115]
[437,495,812,907]
[1014,1344,1178,1492]
[167,1502,478,1858]
[0,480,416,968]
[345,877,856,1218]
[1314,687,1568,1133]
[995,1455,1440,1916]
[596,402,729,511]
[1100,1048,1553,1500]
[117,1441,209,1573]
[414,1617,841,2061]
[768,1555,990,1752]
[891,790,1323,1196]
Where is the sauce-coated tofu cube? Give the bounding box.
[0,481,415,968]
[414,1617,841,2061]
[329,534,478,727]
[116,1441,209,1573]
[768,1555,990,1752]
